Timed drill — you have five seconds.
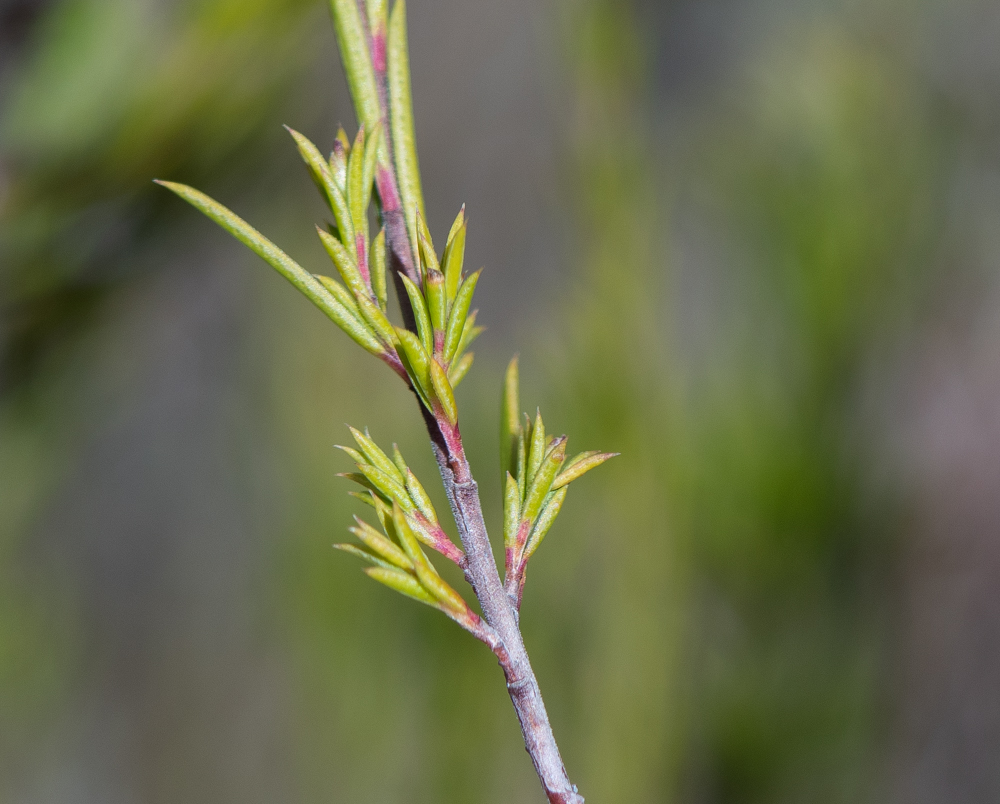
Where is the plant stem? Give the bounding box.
[424,411,584,804]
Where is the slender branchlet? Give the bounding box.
[155,2,615,800]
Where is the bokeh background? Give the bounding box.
[2,0,999,801]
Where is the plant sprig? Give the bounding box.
[157,2,611,800]
[500,357,617,607]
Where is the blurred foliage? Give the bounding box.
[547,2,948,803]
[0,0,325,390]
[0,0,964,802]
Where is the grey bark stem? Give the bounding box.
[427,423,584,804]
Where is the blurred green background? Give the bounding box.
[2,0,999,802]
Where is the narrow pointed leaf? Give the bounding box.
[417,213,440,275]
[445,204,465,250]
[395,327,431,397]
[500,355,521,480]
[391,503,462,610]
[155,181,383,355]
[358,464,410,508]
[523,436,566,524]
[331,130,349,189]
[348,126,368,239]
[391,443,408,476]
[361,123,382,222]
[457,316,484,356]
[442,208,466,301]
[526,409,546,487]
[370,228,388,309]
[349,427,404,485]
[286,126,335,203]
[354,289,398,346]
[371,492,393,532]
[364,566,438,606]
[404,468,437,524]
[392,502,433,580]
[387,0,425,246]
[552,451,618,490]
[316,275,361,317]
[336,444,368,465]
[350,516,414,569]
[516,431,527,501]
[430,359,458,424]
[503,471,520,549]
[443,269,481,363]
[330,0,381,132]
[348,490,376,508]
[400,273,433,356]
[287,127,354,244]
[334,543,399,571]
[318,227,367,297]
[338,471,380,496]
[425,269,446,334]
[448,352,474,387]
[523,486,567,560]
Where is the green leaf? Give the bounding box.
[334,543,399,571]
[358,463,410,508]
[500,355,521,480]
[330,0,381,133]
[331,128,349,189]
[443,269,481,363]
[417,213,440,275]
[448,352,474,387]
[348,125,368,241]
[552,451,618,490]
[287,127,354,245]
[526,409,546,488]
[442,206,466,302]
[523,486,567,560]
[522,436,566,524]
[350,426,404,485]
[364,566,438,606]
[349,517,414,570]
[348,490,377,508]
[400,273,433,356]
[516,430,527,502]
[318,227,367,298]
[405,468,437,524]
[391,503,464,611]
[361,123,382,228]
[354,289,399,346]
[387,0,425,245]
[457,313,483,356]
[503,471,520,549]
[391,443,408,476]
[316,274,361,318]
[155,181,383,355]
[335,444,368,465]
[337,471,379,495]
[370,228,388,310]
[430,358,458,424]
[371,492,393,532]
[395,327,432,399]
[425,269,447,334]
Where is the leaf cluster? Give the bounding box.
[155,0,613,638]
[501,357,617,606]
